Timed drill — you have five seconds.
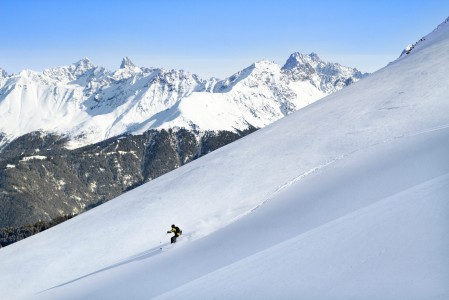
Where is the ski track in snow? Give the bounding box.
[38,232,194,295]
[240,158,341,218]
[406,122,449,137]
[237,122,449,223]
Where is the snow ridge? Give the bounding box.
[398,16,449,59]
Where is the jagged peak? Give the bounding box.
[0,67,8,78]
[41,58,100,82]
[282,52,323,70]
[120,56,137,69]
[290,52,321,61]
[73,57,95,70]
[308,52,321,61]
[45,57,96,73]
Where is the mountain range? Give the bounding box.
[0,52,366,228]
[0,52,366,149]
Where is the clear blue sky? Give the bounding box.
[1,0,449,78]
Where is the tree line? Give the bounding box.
[0,214,75,248]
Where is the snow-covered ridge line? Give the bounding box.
[399,16,449,58]
[0,53,367,149]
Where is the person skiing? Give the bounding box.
[167,224,182,244]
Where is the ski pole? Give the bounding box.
[160,232,168,244]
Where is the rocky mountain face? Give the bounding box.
[0,53,367,227]
[282,52,365,92]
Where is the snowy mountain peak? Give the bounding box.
[244,59,282,77]
[74,57,94,69]
[282,52,322,70]
[233,60,281,79]
[114,56,142,76]
[0,68,7,78]
[251,60,279,70]
[309,52,320,61]
[120,56,138,69]
[282,51,367,93]
[42,58,100,83]
[211,60,283,94]
[71,58,97,77]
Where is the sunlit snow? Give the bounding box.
[0,17,449,300]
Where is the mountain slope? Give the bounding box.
[1,18,449,300]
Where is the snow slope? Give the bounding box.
[1,18,449,300]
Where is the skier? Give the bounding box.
[167,224,182,244]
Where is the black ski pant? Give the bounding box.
[171,235,178,244]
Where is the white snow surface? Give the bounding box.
[0,53,361,149]
[1,19,449,300]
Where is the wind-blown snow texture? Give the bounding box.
[1,18,449,300]
[0,53,364,149]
